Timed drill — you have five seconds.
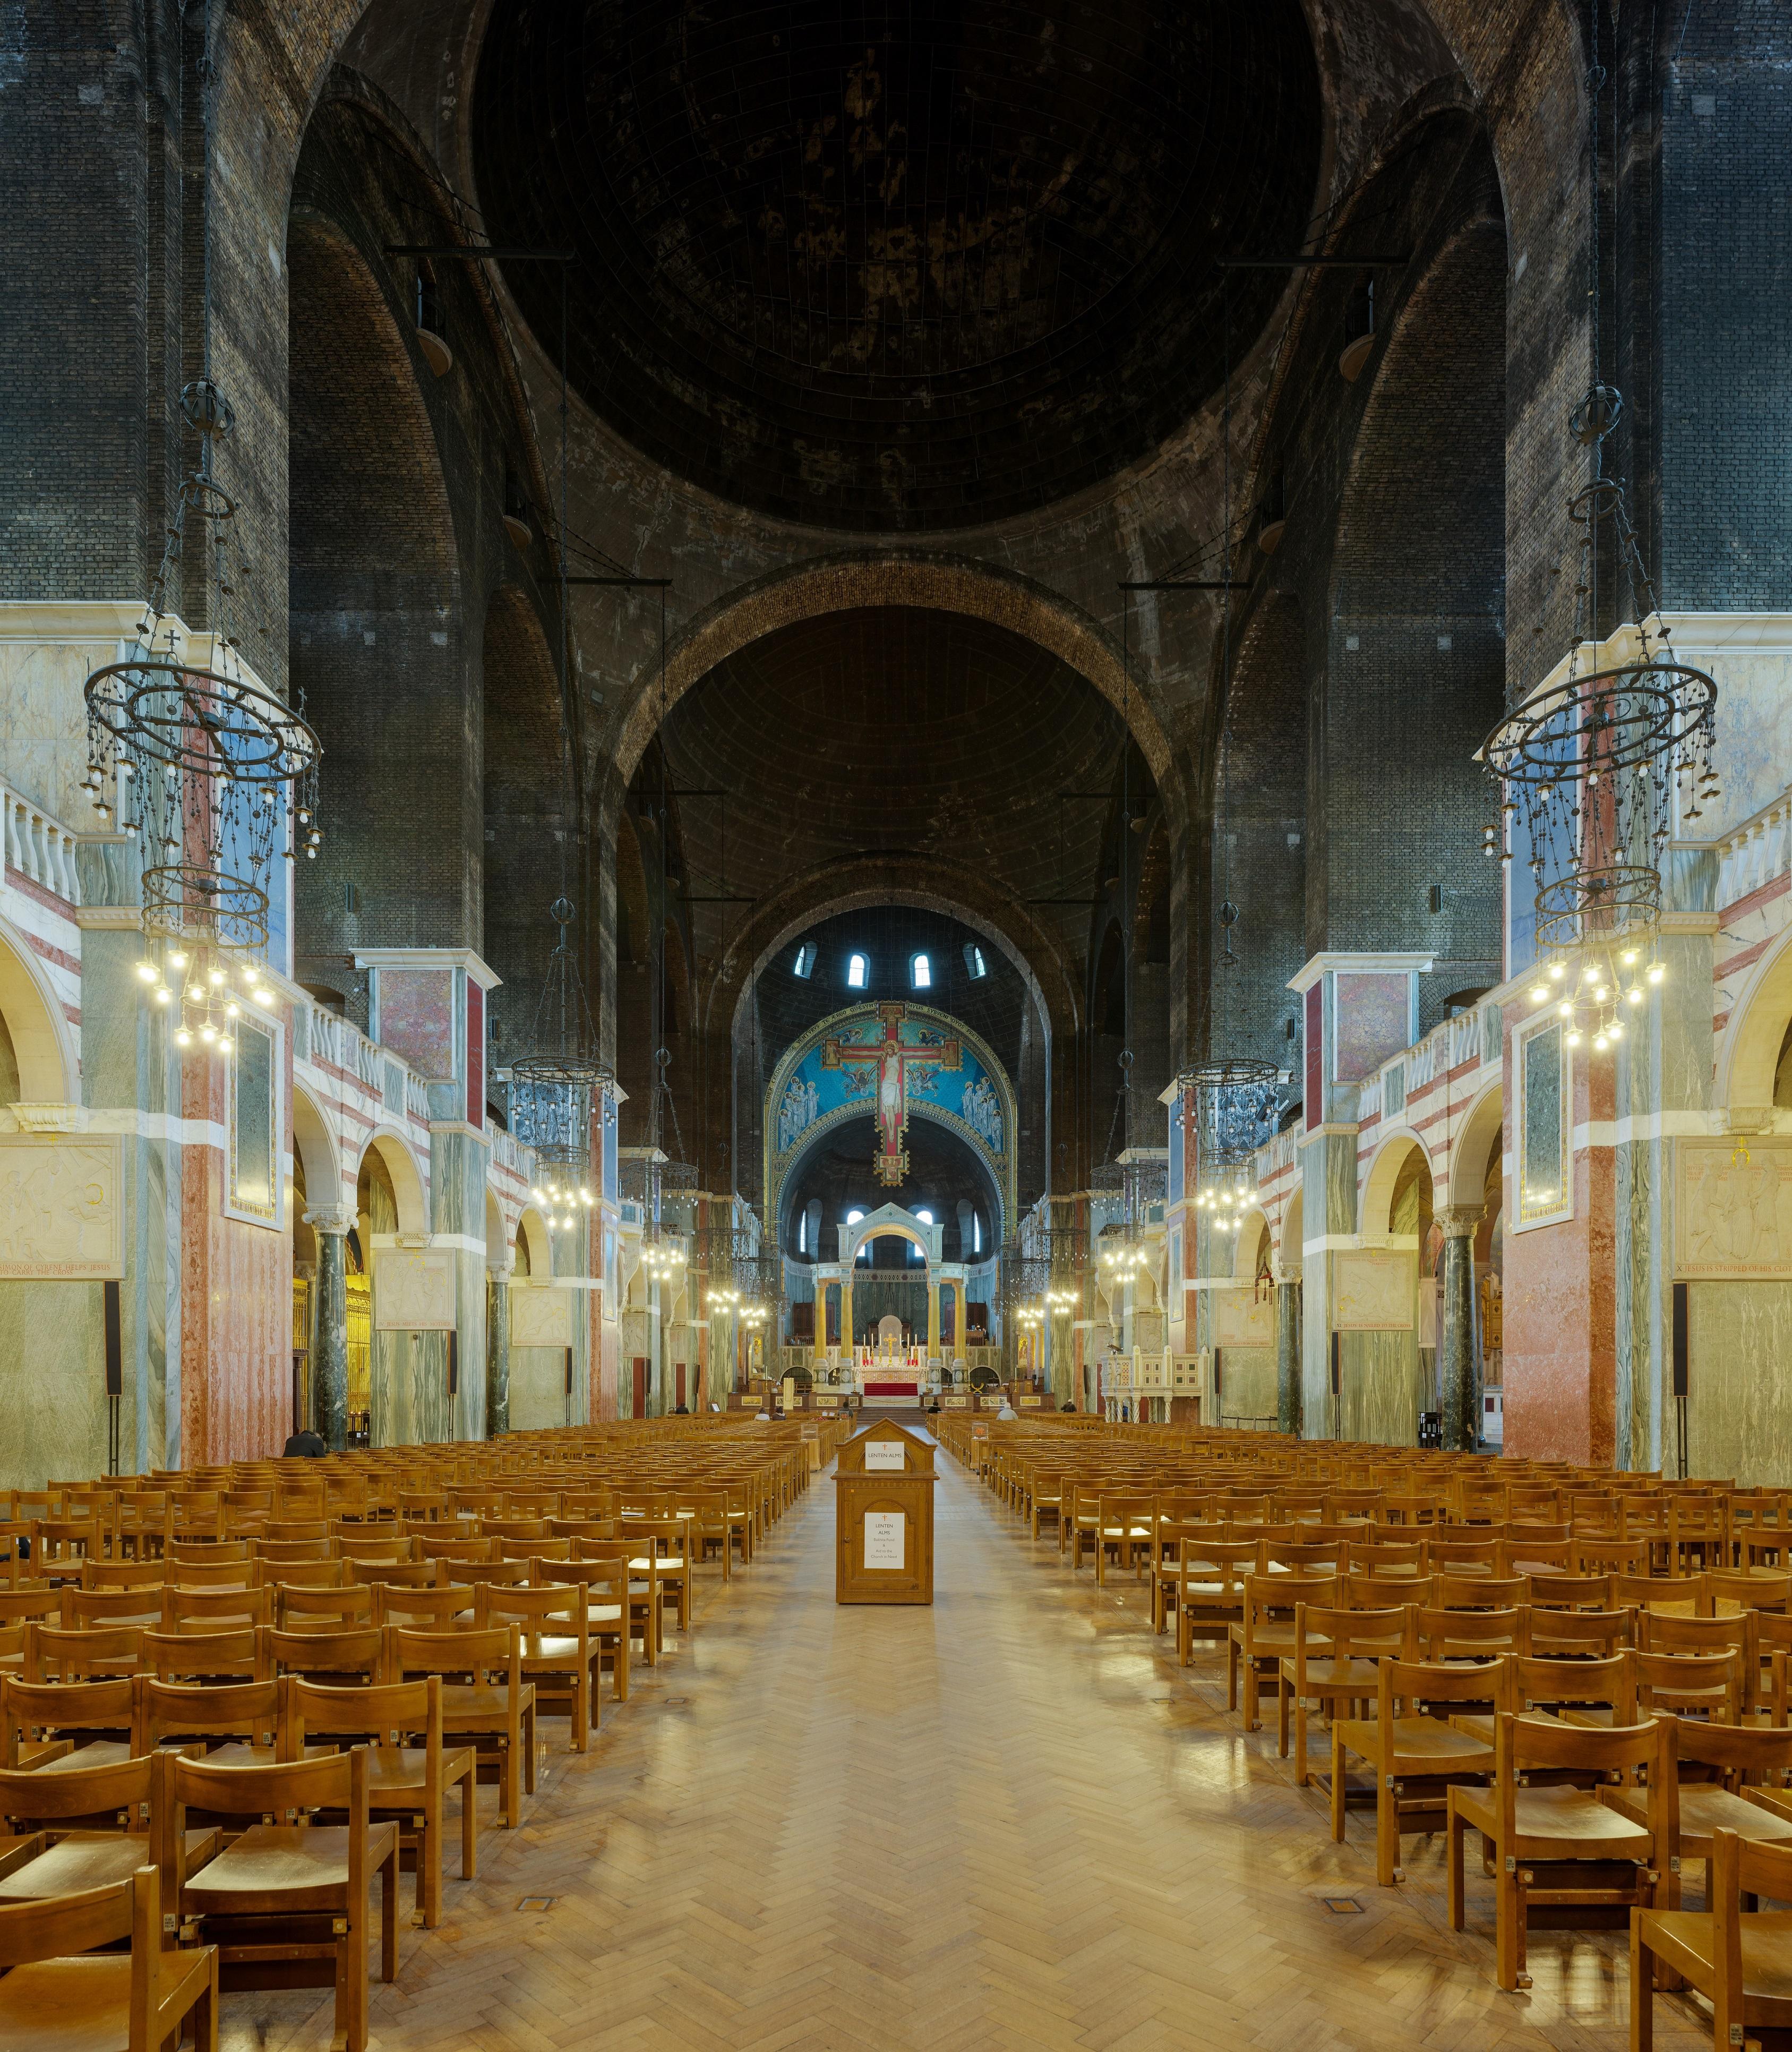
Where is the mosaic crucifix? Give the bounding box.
[821,1003,962,1186]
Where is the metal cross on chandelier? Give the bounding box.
[821,1003,962,1187]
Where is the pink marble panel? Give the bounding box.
[378,970,456,1081]
[1334,973,1410,1083]
[1503,1047,1617,1463]
[181,1051,291,1466]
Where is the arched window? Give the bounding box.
[797,1210,807,1252]
[911,952,931,989]
[963,943,987,980]
[846,952,868,989]
[845,1208,864,1224]
[915,1209,933,1224]
[973,1211,982,1253]
[792,942,815,979]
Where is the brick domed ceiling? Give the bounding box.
[471,1,1322,531]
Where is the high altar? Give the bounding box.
[809,1203,969,1404]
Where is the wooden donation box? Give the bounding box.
[834,1419,936,1605]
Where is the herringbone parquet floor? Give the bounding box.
[226,1453,1712,2052]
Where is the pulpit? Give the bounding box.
[834,1418,936,1605]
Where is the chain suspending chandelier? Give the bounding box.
[83,384,321,1062]
[510,897,610,1236]
[1484,486,1713,1051]
[1179,1056,1281,1235]
[1482,21,1717,1060]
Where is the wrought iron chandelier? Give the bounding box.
[1179,1055,1281,1234]
[1482,21,1716,1061]
[84,384,321,1062]
[510,897,611,1233]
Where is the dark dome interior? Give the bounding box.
[471,0,1323,530]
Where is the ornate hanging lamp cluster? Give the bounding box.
[1481,474,1714,1054]
[1481,21,1716,1061]
[1179,1055,1281,1234]
[84,383,321,1062]
[510,896,611,1237]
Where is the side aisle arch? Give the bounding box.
[765,1001,1018,1238]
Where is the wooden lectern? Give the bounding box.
[834,1418,936,1605]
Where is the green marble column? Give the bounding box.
[1276,1280,1302,1434]
[306,1210,353,1452]
[486,1265,511,1438]
[1436,1205,1484,1452]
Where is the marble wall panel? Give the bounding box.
[509,1347,568,1431]
[1335,974,1411,1082]
[0,1279,107,1487]
[511,1286,572,1347]
[178,1118,290,1466]
[1687,1281,1792,1486]
[1216,1345,1277,1425]
[1212,1289,1275,1347]
[375,971,455,1081]
[0,1136,124,1277]
[1340,1329,1422,1446]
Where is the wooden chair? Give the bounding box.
[61,1588,162,1632]
[571,1541,659,1671]
[286,1676,475,1930]
[273,1582,375,1633]
[140,1678,282,1765]
[1612,1716,1792,1912]
[1523,1570,1614,1611]
[156,1745,398,2052]
[372,1585,474,1630]
[0,1755,218,1901]
[254,1557,348,1592]
[1426,1535,1500,1577]
[161,1585,269,1634]
[1407,1604,1531,1666]
[385,1626,534,1829]
[1529,1605,1633,1661]
[621,1519,690,1641]
[475,1586,598,1749]
[139,1627,263,1686]
[162,1540,248,1571]
[346,1559,443,1593]
[266,1626,384,1690]
[1631,1826,1792,2050]
[1282,1602,1405,1783]
[1348,1537,1427,1578]
[1,1675,135,1773]
[25,1626,141,1684]
[1092,1493,1155,1587]
[540,1557,632,1704]
[1228,1574,1333,1736]
[1447,1709,1673,1990]
[1640,1610,1762,1715]
[1172,1541,1258,1664]
[0,1862,217,2052]
[1331,1656,1497,1884]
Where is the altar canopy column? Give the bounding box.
[307,1210,353,1452]
[927,1279,941,1360]
[1437,1206,1484,1452]
[813,1282,828,1369]
[1276,1278,1302,1435]
[486,1260,511,1438]
[842,1277,854,1354]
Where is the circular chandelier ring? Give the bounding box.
[85,659,322,784]
[1174,1056,1282,1092]
[1482,660,1716,785]
[508,1051,614,1089]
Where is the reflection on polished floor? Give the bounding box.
[231,1452,1710,2051]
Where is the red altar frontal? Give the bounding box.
[859,1341,923,1400]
